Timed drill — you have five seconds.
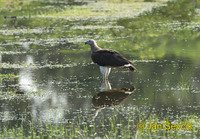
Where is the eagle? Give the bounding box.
[85,39,136,80]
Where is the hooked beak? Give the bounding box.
[85,41,88,45]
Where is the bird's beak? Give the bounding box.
[85,41,88,45]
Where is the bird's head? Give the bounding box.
[85,39,97,46]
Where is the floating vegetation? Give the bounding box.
[0,63,77,69]
[0,29,44,36]
[0,51,27,55]
[71,25,124,30]
[0,73,18,79]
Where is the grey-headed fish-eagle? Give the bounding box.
[85,39,136,80]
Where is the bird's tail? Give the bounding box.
[129,65,136,72]
[124,64,136,72]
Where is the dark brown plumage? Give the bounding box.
[92,49,128,66]
[91,49,136,71]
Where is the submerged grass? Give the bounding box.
[0,73,18,79]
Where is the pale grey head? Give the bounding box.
[85,39,101,52]
[85,39,97,46]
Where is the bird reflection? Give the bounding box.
[100,79,112,92]
[92,80,136,119]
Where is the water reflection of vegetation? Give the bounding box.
[115,0,200,59]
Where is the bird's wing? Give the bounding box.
[91,49,131,67]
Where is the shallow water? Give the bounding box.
[0,0,200,138]
[0,52,199,122]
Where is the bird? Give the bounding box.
[85,39,136,80]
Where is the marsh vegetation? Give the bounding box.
[0,0,200,138]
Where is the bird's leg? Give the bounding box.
[105,67,111,80]
[100,66,111,80]
[100,66,107,80]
